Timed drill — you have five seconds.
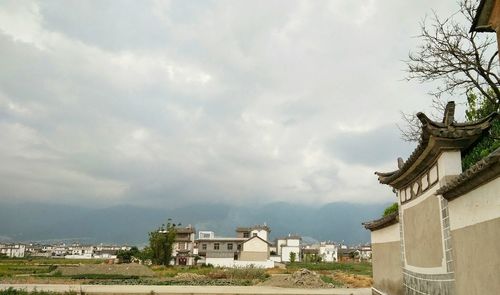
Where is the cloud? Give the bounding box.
[328,124,415,166]
[0,0,461,208]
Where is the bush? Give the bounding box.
[383,203,398,217]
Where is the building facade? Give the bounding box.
[365,102,499,295]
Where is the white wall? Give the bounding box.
[206,257,274,268]
[281,246,300,262]
[234,260,274,268]
[448,177,500,231]
[250,229,268,241]
[286,238,300,247]
[371,222,400,244]
[206,257,235,267]
[319,244,337,262]
[270,255,281,263]
[243,237,268,252]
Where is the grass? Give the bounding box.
[150,265,215,278]
[0,288,84,295]
[206,268,269,281]
[320,275,344,287]
[0,258,102,277]
[287,262,372,277]
[66,274,139,280]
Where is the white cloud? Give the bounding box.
[0,0,462,208]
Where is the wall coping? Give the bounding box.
[362,211,399,231]
[437,147,500,200]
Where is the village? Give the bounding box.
[0,224,372,267]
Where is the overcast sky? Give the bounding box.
[0,0,466,209]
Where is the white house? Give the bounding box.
[197,225,275,268]
[319,242,338,262]
[0,244,25,258]
[278,235,301,263]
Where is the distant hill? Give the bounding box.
[0,201,390,245]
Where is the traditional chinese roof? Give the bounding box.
[437,147,500,200]
[362,211,399,231]
[471,0,496,32]
[375,101,498,189]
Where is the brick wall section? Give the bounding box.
[440,196,454,273]
[403,269,455,295]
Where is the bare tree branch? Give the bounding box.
[402,0,500,141]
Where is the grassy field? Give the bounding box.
[0,258,372,288]
[0,288,83,295]
[0,258,103,278]
[287,262,372,276]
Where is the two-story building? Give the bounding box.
[276,235,301,262]
[195,225,274,268]
[172,225,196,265]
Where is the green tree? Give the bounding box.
[289,252,296,263]
[116,246,140,263]
[149,219,179,266]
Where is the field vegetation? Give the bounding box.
[0,257,371,288]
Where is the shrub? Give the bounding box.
[383,203,398,217]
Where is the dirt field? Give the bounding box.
[57,264,154,277]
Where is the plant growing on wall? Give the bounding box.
[383,202,399,217]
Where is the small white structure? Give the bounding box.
[198,231,215,239]
[278,235,301,262]
[0,244,25,258]
[319,242,338,262]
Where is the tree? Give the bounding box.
[116,246,140,263]
[149,219,179,266]
[401,0,499,142]
[289,252,297,263]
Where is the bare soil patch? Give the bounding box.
[260,269,331,288]
[332,272,372,288]
[58,264,154,277]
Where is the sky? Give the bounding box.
[0,0,466,209]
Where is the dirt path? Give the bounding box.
[0,284,371,295]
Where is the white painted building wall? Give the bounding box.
[281,245,300,262]
[242,237,268,252]
[205,257,274,268]
[234,260,274,268]
[0,244,25,258]
[205,257,235,267]
[250,229,268,241]
[319,244,338,262]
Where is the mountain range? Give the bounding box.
[0,201,391,246]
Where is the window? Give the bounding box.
[237,244,242,251]
[214,243,219,250]
[202,244,207,250]
[227,243,233,250]
[243,232,250,238]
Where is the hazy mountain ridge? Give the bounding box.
[0,201,390,245]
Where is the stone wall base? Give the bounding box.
[403,268,455,295]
